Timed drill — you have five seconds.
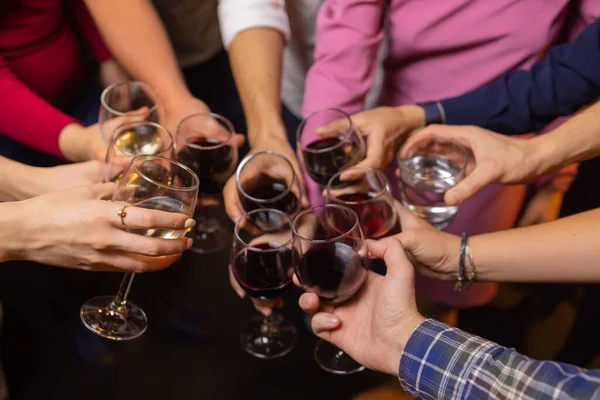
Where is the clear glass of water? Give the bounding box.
[398,138,468,229]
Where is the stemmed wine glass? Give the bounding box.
[326,167,397,240]
[292,204,369,374]
[232,209,297,358]
[105,121,174,182]
[99,81,161,145]
[236,151,302,220]
[176,113,238,253]
[397,137,468,229]
[297,108,365,186]
[80,155,199,340]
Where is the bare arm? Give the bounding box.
[227,28,287,144]
[83,0,207,128]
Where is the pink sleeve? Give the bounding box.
[302,0,386,117]
[0,56,80,158]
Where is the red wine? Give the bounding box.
[178,137,235,195]
[335,193,395,239]
[233,243,292,299]
[302,137,359,185]
[240,173,299,216]
[294,242,368,304]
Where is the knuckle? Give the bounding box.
[142,241,160,256]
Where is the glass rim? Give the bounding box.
[109,121,174,157]
[236,151,298,204]
[177,112,235,150]
[128,155,199,192]
[326,167,390,205]
[297,108,354,154]
[234,208,293,252]
[100,81,160,117]
[292,204,361,244]
[397,138,469,182]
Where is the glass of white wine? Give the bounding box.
[80,155,199,340]
[99,81,161,145]
[105,121,174,182]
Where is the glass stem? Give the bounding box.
[113,272,136,306]
[260,312,281,337]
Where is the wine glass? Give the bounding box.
[236,151,302,221]
[297,108,365,186]
[99,81,161,145]
[80,155,199,340]
[292,204,369,374]
[232,209,297,358]
[326,167,397,239]
[105,121,174,182]
[176,113,238,253]
[397,137,468,229]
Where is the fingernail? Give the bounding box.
[325,315,339,327]
[186,238,193,249]
[184,219,196,229]
[447,192,459,206]
[237,290,246,299]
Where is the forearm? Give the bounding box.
[0,157,46,201]
[400,319,597,399]
[0,201,24,262]
[84,0,191,105]
[227,28,287,145]
[471,208,600,282]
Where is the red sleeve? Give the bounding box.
[67,0,112,63]
[0,56,81,158]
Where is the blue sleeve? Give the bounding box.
[440,18,600,135]
[399,320,600,399]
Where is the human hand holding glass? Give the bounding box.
[292,204,369,374]
[80,155,199,341]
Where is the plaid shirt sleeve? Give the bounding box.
[398,319,600,399]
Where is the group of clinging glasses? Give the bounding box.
[3,0,600,398]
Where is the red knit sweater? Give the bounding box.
[0,0,111,157]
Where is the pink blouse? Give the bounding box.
[302,0,600,308]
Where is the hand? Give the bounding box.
[392,201,460,281]
[99,58,130,88]
[401,125,540,206]
[298,237,426,375]
[24,161,107,198]
[228,264,283,316]
[58,111,150,162]
[317,105,425,173]
[517,188,564,227]
[223,133,308,223]
[1,183,195,272]
[162,94,211,136]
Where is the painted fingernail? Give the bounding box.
[184,219,196,229]
[325,315,339,327]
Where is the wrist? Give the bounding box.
[527,135,556,177]
[385,313,426,376]
[248,123,289,149]
[0,201,29,262]
[58,123,89,162]
[396,105,426,134]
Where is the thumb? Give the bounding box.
[315,117,351,137]
[367,237,414,280]
[233,133,246,148]
[444,166,494,205]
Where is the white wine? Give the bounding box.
[114,126,163,156]
[127,196,190,239]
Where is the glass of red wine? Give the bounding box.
[297,108,365,186]
[292,204,369,374]
[236,151,301,221]
[326,167,397,240]
[177,113,238,253]
[232,208,297,359]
